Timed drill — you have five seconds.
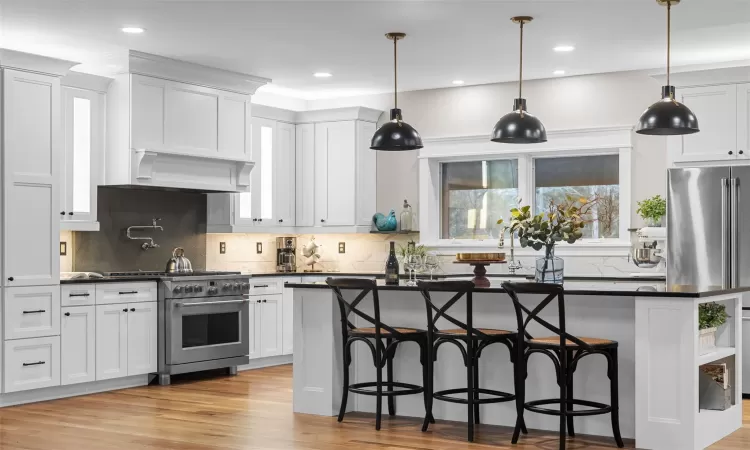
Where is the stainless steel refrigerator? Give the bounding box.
[667,166,750,396]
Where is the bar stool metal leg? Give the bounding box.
[608,348,625,448]
[466,340,475,442]
[386,338,396,416]
[375,341,383,431]
[338,342,351,423]
[473,356,480,424]
[566,349,575,437]
[559,350,568,450]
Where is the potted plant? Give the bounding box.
[636,195,667,227]
[498,197,596,283]
[698,302,728,355]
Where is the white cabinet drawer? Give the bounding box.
[4,286,60,340]
[247,278,282,296]
[4,336,61,393]
[61,284,96,307]
[96,282,157,305]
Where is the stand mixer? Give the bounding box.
[629,227,667,276]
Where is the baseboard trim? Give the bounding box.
[238,354,293,371]
[0,375,149,408]
[743,393,750,400]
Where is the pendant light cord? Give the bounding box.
[518,20,525,117]
[667,0,671,91]
[393,37,399,114]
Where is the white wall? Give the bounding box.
[308,69,669,228]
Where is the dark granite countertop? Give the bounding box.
[60,276,163,284]
[285,278,749,298]
[249,272,667,283]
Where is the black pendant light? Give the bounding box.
[370,32,423,151]
[636,0,699,135]
[491,16,547,144]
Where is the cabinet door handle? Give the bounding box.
[69,293,90,297]
[262,299,267,303]
[122,308,128,312]
[60,211,65,215]
[130,308,136,312]
[7,277,14,282]
[279,219,283,223]
[256,299,261,303]
[118,291,138,295]
[22,310,45,314]
[64,312,71,317]
[253,284,269,288]
[23,361,45,367]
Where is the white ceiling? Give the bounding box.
[2,0,750,100]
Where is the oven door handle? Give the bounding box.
[175,298,249,308]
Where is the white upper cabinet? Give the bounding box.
[669,85,738,163]
[105,51,269,192]
[60,72,110,231]
[2,69,63,287]
[295,123,316,227]
[737,83,750,159]
[314,121,356,226]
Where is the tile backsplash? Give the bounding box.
[206,232,655,277]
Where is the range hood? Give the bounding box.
[105,51,270,193]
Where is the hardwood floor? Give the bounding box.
[0,364,745,449]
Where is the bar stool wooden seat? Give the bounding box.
[502,281,624,450]
[326,278,430,431]
[417,280,527,442]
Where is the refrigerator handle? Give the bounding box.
[731,177,740,288]
[722,178,730,289]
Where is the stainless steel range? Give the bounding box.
[107,271,251,385]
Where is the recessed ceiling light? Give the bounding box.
[554,45,575,52]
[553,70,565,76]
[313,72,332,78]
[121,27,145,34]
[452,80,465,85]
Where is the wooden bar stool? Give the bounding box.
[418,280,527,442]
[502,282,624,450]
[326,278,430,431]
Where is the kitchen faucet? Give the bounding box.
[126,218,164,250]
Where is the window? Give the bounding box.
[441,160,519,239]
[534,155,620,238]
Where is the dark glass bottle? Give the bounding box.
[385,241,399,285]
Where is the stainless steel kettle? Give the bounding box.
[165,247,193,273]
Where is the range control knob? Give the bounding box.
[207,287,219,295]
[222,283,232,292]
[194,285,203,293]
[185,285,194,293]
[232,283,240,292]
[241,282,250,291]
[172,285,184,295]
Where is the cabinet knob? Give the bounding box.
[7,277,13,282]
[64,312,70,317]
[320,219,325,223]
[130,308,135,312]
[68,212,73,216]
[122,308,128,312]
[60,211,65,215]
[253,218,258,222]
[729,151,734,155]
[262,299,267,303]
[256,299,261,303]
[279,219,283,223]
[740,150,745,155]
[259,219,263,222]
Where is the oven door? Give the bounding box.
[166,295,250,365]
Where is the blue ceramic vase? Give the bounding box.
[372,210,398,231]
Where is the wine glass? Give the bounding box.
[424,254,439,280]
[404,255,419,286]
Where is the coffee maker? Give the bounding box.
[276,237,297,272]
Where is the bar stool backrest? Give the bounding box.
[418,280,493,339]
[502,282,593,350]
[326,277,409,341]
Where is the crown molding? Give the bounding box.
[651,61,750,87]
[0,48,78,77]
[127,50,270,95]
[62,71,113,93]
[251,104,299,123]
[295,106,383,124]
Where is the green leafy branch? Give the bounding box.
[636,195,667,222]
[698,302,728,330]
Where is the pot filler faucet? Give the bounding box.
[126,217,163,250]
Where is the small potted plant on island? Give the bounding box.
[698,302,728,355]
[636,194,667,227]
[498,196,596,284]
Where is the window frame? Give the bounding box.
[418,127,633,256]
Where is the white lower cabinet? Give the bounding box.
[247,297,261,360]
[282,278,299,355]
[126,302,157,376]
[4,336,61,393]
[4,286,60,340]
[61,305,95,385]
[259,294,283,358]
[95,303,128,380]
[95,301,157,380]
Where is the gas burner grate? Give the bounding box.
[105,271,241,277]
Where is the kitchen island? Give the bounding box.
[289,278,746,450]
